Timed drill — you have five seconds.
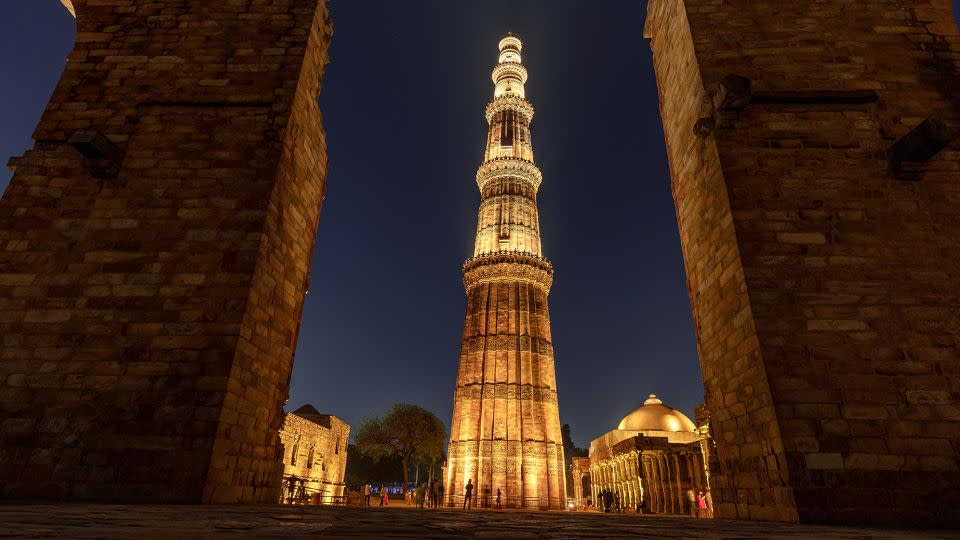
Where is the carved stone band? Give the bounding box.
[448,440,564,456]
[491,61,528,85]
[455,383,559,404]
[462,252,553,293]
[476,157,543,191]
[485,96,534,123]
[462,335,554,355]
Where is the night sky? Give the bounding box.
[3,2,957,448]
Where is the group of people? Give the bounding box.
[688,489,713,518]
[460,480,503,510]
[360,481,447,508]
[596,489,622,513]
[283,474,308,504]
[595,488,713,517]
[411,479,445,509]
[358,479,512,511]
[361,483,391,507]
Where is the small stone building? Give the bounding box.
[573,395,713,515]
[278,405,349,504]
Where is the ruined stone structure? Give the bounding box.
[0,0,331,502]
[278,405,349,505]
[569,456,591,509]
[574,395,713,516]
[645,0,960,525]
[445,35,566,510]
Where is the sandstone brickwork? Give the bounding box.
[278,405,349,504]
[645,0,960,525]
[0,0,331,503]
[446,35,566,510]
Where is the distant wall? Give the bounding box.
[279,412,350,503]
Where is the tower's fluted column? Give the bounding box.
[445,34,566,510]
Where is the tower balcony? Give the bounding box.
[491,61,528,85]
[485,95,534,123]
[462,250,554,294]
[476,157,542,191]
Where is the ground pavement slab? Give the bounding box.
[0,504,956,539]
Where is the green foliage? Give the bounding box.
[561,424,588,458]
[344,444,403,487]
[561,424,588,494]
[353,403,447,489]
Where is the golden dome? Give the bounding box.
[617,394,696,433]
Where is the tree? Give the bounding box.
[353,403,447,493]
[561,424,588,494]
[344,444,403,488]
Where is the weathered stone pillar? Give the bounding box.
[0,0,331,503]
[656,456,667,514]
[667,454,677,514]
[647,453,663,513]
[588,467,594,505]
[646,0,960,524]
[645,458,656,513]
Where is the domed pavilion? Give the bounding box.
[570,394,714,515]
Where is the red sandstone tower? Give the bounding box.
[445,35,566,510]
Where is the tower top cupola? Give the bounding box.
[493,34,527,98]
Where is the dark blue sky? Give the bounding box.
[4,2,956,448]
[302,1,697,449]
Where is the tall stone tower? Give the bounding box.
[445,34,566,510]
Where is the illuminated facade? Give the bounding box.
[573,395,714,515]
[445,34,566,510]
[278,405,350,505]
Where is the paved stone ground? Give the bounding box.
[0,504,956,539]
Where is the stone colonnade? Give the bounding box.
[590,447,707,514]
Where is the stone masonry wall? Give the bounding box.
[278,409,349,503]
[0,0,331,503]
[646,0,959,525]
[447,280,566,509]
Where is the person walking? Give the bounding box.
[495,488,502,509]
[429,480,437,509]
[379,484,388,507]
[687,489,697,517]
[463,479,474,510]
[614,491,621,513]
[363,483,371,507]
[285,475,297,505]
[437,482,445,508]
[417,482,427,509]
[697,491,708,518]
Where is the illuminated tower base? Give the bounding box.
[445,34,566,510]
